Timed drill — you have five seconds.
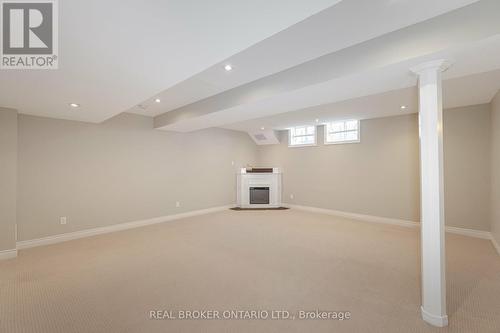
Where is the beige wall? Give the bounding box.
[17,113,257,241]
[444,104,491,231]
[8,102,496,243]
[258,107,492,230]
[491,92,500,244]
[0,108,18,251]
[258,115,421,221]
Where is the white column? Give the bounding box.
[411,60,451,328]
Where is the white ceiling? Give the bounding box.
[1,0,495,134]
[0,0,337,122]
[221,69,500,132]
[128,0,479,117]
[164,34,500,132]
[154,0,500,132]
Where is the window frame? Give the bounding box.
[288,125,317,147]
[323,120,361,145]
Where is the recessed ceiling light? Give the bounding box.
[154,98,161,103]
[69,103,80,108]
[315,118,320,123]
[400,105,407,110]
[224,64,233,71]
[260,127,265,130]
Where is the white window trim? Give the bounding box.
[288,126,317,148]
[323,120,361,145]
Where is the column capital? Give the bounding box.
[410,59,452,76]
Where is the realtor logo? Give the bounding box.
[1,0,58,69]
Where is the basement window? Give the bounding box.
[289,125,316,147]
[324,120,360,144]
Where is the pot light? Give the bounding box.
[224,64,233,71]
[260,127,265,130]
[315,118,320,123]
[154,98,161,103]
[69,103,80,108]
[400,105,407,110]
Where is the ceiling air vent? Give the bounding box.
[254,134,267,141]
[248,130,280,145]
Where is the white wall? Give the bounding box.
[17,113,257,241]
[0,108,17,251]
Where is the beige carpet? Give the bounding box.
[1,209,500,333]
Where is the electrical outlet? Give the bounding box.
[175,201,181,208]
[60,216,67,225]
[290,194,294,200]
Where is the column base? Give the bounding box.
[421,306,448,327]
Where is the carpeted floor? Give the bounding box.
[1,209,500,332]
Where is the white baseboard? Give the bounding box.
[287,204,495,242]
[286,204,419,228]
[13,203,500,257]
[444,226,491,239]
[0,249,18,260]
[16,205,232,250]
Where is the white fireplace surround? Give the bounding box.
[236,168,282,208]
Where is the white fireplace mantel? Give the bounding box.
[236,168,282,208]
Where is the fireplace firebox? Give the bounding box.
[249,187,270,204]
